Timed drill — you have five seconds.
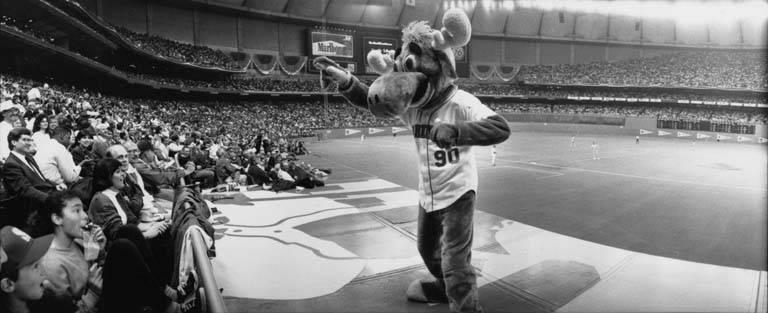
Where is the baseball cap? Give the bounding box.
[0,226,53,274]
[0,100,16,113]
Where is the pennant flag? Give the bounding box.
[392,127,408,134]
[345,129,361,136]
[677,131,691,137]
[368,128,384,135]
[737,136,752,142]
[658,130,671,136]
[758,137,768,143]
[639,129,653,135]
[716,134,731,140]
[696,133,711,139]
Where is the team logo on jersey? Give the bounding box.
[639,129,653,135]
[412,124,433,139]
[345,129,361,136]
[368,128,384,135]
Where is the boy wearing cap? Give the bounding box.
[0,226,54,313]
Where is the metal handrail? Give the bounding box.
[190,227,227,313]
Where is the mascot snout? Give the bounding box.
[367,72,431,118]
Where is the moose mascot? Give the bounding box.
[314,8,510,313]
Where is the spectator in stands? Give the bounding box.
[0,226,53,313]
[30,116,50,149]
[69,131,94,165]
[245,156,270,187]
[31,191,104,313]
[0,100,21,162]
[33,127,81,187]
[166,135,182,158]
[175,146,215,188]
[2,128,58,231]
[131,140,188,199]
[214,148,240,185]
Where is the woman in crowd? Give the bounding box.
[86,159,177,313]
[31,115,50,148]
[69,131,94,165]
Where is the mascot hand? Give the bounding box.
[430,124,459,149]
[313,56,351,87]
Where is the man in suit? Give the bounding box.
[1,128,57,231]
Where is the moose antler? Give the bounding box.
[431,8,472,50]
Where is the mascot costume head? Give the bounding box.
[314,8,471,118]
[365,8,471,117]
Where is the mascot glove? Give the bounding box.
[312,56,352,88]
[430,123,459,149]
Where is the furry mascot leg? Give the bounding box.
[406,278,449,303]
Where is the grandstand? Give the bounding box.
[0,0,766,312]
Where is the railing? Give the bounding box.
[190,227,227,313]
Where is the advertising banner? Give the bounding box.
[310,31,354,58]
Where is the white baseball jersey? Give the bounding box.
[399,89,496,212]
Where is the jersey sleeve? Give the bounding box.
[460,93,497,121]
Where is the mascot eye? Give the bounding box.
[404,56,417,71]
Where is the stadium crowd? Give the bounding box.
[114,26,242,70]
[517,51,767,90]
[489,102,767,124]
[1,57,767,313]
[1,15,58,44]
[0,73,357,312]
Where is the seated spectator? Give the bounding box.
[68,131,94,166]
[34,127,81,187]
[245,156,271,187]
[286,161,324,189]
[214,148,241,185]
[175,146,214,189]
[106,144,171,214]
[87,159,174,288]
[30,115,50,150]
[131,140,189,200]
[268,161,295,192]
[30,191,104,313]
[0,226,54,313]
[0,101,21,162]
[2,128,58,231]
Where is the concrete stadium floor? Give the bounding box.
[305,127,767,271]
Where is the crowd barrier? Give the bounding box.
[313,115,767,144]
[191,227,227,313]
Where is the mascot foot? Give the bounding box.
[406,279,449,304]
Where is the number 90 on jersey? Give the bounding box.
[434,148,460,167]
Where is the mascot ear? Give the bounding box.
[432,8,471,50]
[366,49,395,75]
